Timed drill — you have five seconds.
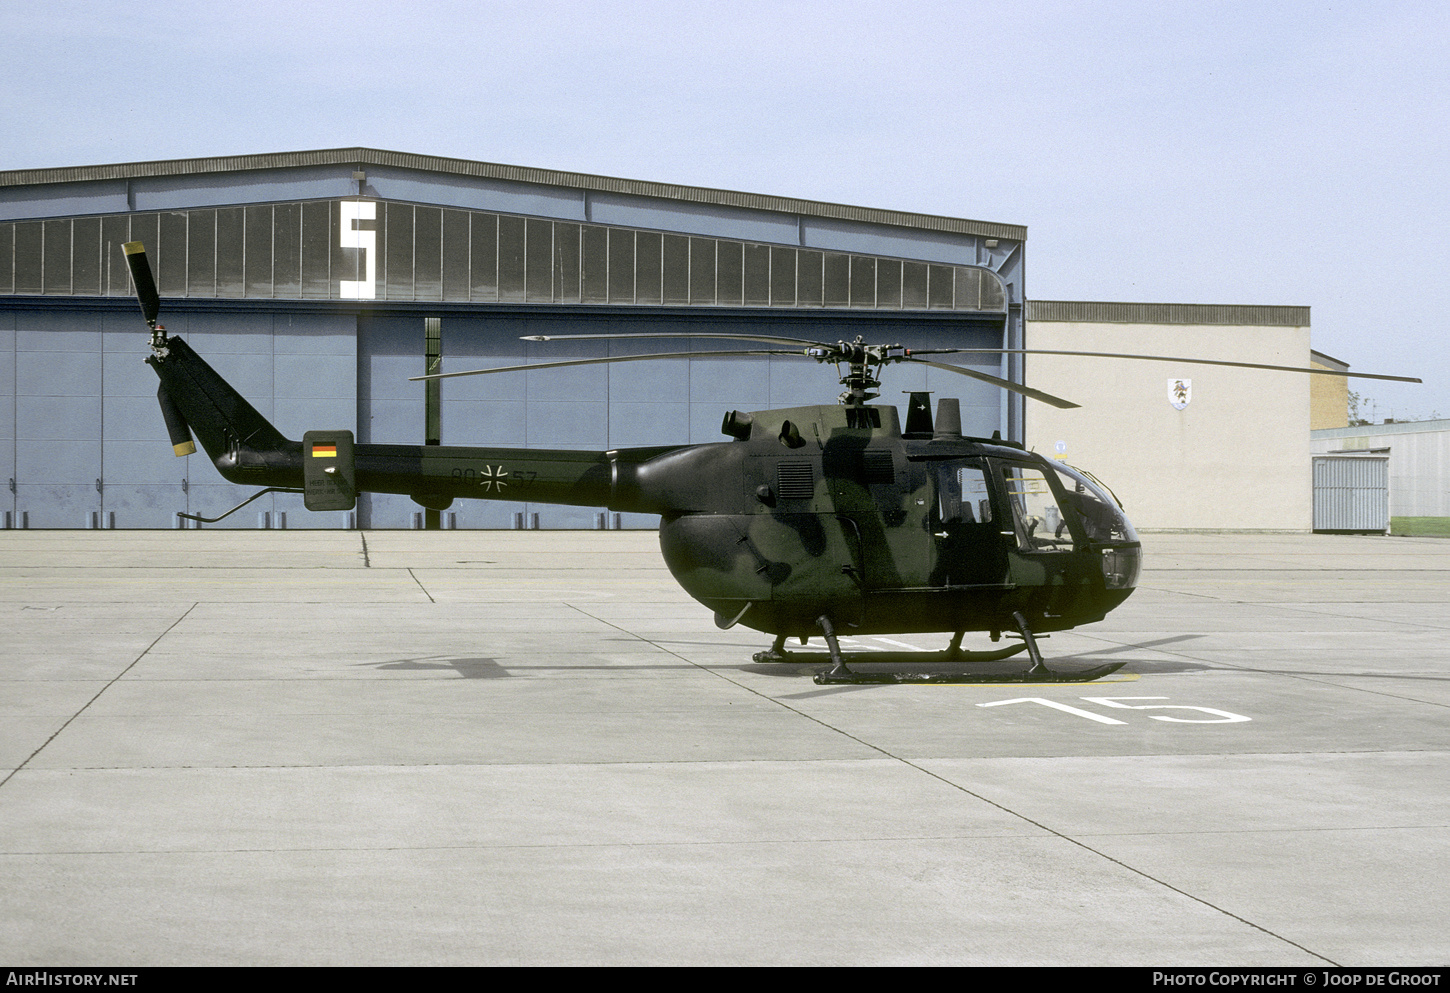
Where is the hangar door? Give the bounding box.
[4,307,355,530]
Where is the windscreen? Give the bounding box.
[1050,462,1138,544]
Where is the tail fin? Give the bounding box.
[148,336,301,486]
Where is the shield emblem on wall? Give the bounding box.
[1168,378,1191,410]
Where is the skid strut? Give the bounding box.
[817,615,849,681]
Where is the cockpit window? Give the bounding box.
[1001,465,1073,551]
[1052,462,1138,543]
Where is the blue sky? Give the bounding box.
[4,0,1445,420]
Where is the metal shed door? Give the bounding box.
[1312,456,1389,532]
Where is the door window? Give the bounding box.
[937,463,993,525]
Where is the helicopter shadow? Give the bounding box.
[364,656,512,679]
[1053,634,1213,674]
[749,633,1215,696]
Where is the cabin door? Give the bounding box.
[926,459,1010,588]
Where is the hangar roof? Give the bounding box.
[1314,417,1450,439]
[0,147,1026,243]
[0,153,1015,311]
[1028,299,1309,327]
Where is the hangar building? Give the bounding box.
[0,148,1317,531]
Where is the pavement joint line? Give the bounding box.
[10,819,1439,858]
[1053,634,1450,697]
[1268,602,1450,631]
[562,604,1342,966]
[1,566,668,577]
[0,834,1053,856]
[0,601,198,792]
[1138,586,1233,601]
[407,569,435,602]
[19,746,1448,773]
[1051,823,1450,838]
[1149,568,1450,572]
[1210,671,1450,709]
[1140,652,1450,706]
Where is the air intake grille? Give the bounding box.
[776,461,815,500]
[862,450,895,484]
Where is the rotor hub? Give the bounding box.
[806,337,910,406]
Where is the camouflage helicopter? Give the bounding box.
[121,241,1419,685]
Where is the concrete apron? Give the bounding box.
[1,530,1447,966]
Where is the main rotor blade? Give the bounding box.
[410,348,802,381]
[121,241,160,327]
[912,348,1422,384]
[905,358,1081,409]
[522,331,833,348]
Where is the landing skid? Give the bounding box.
[751,644,1029,666]
[810,661,1126,685]
[752,611,1126,685]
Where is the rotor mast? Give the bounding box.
[810,336,907,407]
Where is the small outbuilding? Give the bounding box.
[1312,419,1450,520]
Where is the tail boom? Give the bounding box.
[148,334,684,512]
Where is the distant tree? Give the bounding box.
[1348,390,1373,426]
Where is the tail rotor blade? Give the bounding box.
[121,241,161,327]
[157,384,196,457]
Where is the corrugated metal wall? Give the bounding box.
[1312,456,1389,532]
[1311,422,1450,517]
[0,201,1008,311]
[1027,300,1309,327]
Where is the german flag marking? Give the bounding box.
[312,444,337,457]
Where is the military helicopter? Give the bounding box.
[121,241,1420,685]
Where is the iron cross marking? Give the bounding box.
[481,465,509,492]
